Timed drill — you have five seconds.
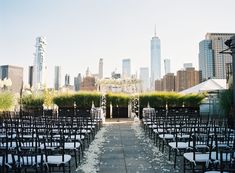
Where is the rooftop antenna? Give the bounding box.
[154,24,157,37]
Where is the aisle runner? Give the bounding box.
[76,126,107,173]
[131,122,180,172]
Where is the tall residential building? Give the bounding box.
[74,73,82,91]
[54,66,61,90]
[150,28,161,90]
[175,67,200,92]
[139,67,149,92]
[162,73,175,91]
[199,33,235,81]
[65,74,70,86]
[0,65,23,93]
[122,59,131,79]
[164,59,171,75]
[155,80,162,91]
[99,58,103,79]
[33,36,46,90]
[28,66,34,88]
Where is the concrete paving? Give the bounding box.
[99,119,183,173]
[77,118,184,173]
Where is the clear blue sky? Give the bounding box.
[1,0,235,87]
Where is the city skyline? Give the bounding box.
[150,28,161,90]
[1,0,235,88]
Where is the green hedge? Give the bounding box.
[140,92,205,108]
[106,93,130,107]
[21,94,44,109]
[53,93,74,107]
[20,91,205,110]
[182,93,205,107]
[0,92,14,111]
[53,92,101,108]
[73,92,101,108]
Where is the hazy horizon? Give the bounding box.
[1,0,235,87]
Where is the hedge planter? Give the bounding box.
[58,107,75,117]
[106,107,110,118]
[112,107,128,118]
[43,109,53,117]
[23,106,43,117]
[75,107,91,117]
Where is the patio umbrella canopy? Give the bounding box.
[180,79,227,94]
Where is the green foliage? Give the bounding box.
[43,89,54,108]
[0,92,14,111]
[182,93,205,107]
[106,93,130,107]
[21,94,44,108]
[139,92,205,108]
[53,93,74,107]
[74,92,101,108]
[53,92,101,108]
[219,89,233,116]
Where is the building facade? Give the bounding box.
[99,58,103,79]
[54,66,61,90]
[162,73,175,91]
[155,80,162,91]
[65,74,70,86]
[199,33,235,81]
[164,59,171,75]
[28,66,33,88]
[175,67,200,92]
[80,76,96,91]
[139,67,149,92]
[122,59,131,79]
[33,36,47,90]
[74,73,82,91]
[150,30,161,90]
[0,65,23,93]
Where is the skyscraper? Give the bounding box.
[28,66,34,88]
[54,66,61,90]
[99,58,103,79]
[150,27,161,90]
[65,74,70,86]
[175,67,200,92]
[139,67,149,92]
[33,36,46,90]
[0,65,23,93]
[122,59,131,79]
[199,33,235,81]
[74,73,82,91]
[164,59,171,75]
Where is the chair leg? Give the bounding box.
[63,163,65,173]
[174,149,177,168]
[168,146,171,160]
[74,149,78,167]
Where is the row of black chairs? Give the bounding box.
[142,107,235,173]
[0,108,103,173]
